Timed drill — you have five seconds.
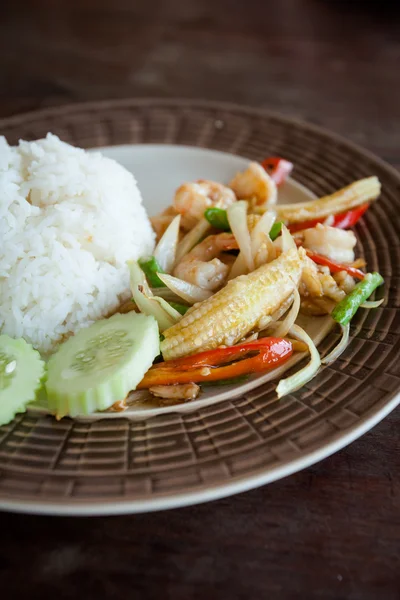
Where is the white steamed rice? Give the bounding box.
[0,133,155,354]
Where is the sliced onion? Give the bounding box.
[242,332,259,343]
[157,272,212,304]
[276,324,321,399]
[265,235,277,262]
[360,299,384,309]
[175,218,211,265]
[323,215,335,226]
[321,323,350,365]
[273,236,283,253]
[154,214,181,273]
[128,261,180,332]
[250,211,275,262]
[281,224,297,252]
[272,289,300,338]
[227,201,254,272]
[153,296,182,320]
[151,287,184,303]
[228,252,247,280]
[271,294,294,322]
[253,241,269,269]
[257,315,273,332]
[253,234,276,268]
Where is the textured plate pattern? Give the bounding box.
[0,99,399,514]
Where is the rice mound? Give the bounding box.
[0,133,155,354]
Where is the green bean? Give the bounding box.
[204,207,231,231]
[331,272,384,325]
[138,256,166,287]
[169,302,190,315]
[269,221,283,241]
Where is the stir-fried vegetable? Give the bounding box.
[261,157,294,185]
[138,256,166,287]
[128,261,181,332]
[250,211,276,267]
[204,207,231,230]
[204,205,283,244]
[227,201,254,271]
[276,177,380,223]
[321,324,350,365]
[331,272,384,326]
[175,217,211,264]
[169,302,190,315]
[161,247,304,360]
[150,287,183,303]
[276,324,321,398]
[138,338,293,387]
[281,224,297,252]
[132,161,384,406]
[288,203,370,233]
[269,221,283,241]
[360,299,384,309]
[157,272,212,304]
[153,214,181,272]
[272,289,300,338]
[305,250,365,280]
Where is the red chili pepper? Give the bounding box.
[261,157,294,185]
[288,203,370,233]
[305,250,365,280]
[138,338,293,387]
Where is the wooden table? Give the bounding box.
[0,1,399,598]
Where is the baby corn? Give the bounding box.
[276,177,380,224]
[160,247,305,360]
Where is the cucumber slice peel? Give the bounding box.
[46,312,159,418]
[0,335,45,426]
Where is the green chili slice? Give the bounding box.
[204,207,231,231]
[138,256,166,287]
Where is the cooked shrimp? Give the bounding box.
[229,162,277,208]
[149,383,200,402]
[300,255,323,297]
[173,180,236,230]
[333,270,356,295]
[299,259,348,312]
[173,232,238,290]
[302,224,357,264]
[317,266,346,303]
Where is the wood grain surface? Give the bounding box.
[0,1,399,598]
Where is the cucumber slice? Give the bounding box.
[46,313,159,418]
[0,335,45,426]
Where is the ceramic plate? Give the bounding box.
[29,144,332,420]
[0,99,399,515]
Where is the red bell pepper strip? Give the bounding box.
[138,338,293,387]
[332,203,369,228]
[152,338,283,370]
[288,203,370,233]
[305,249,365,280]
[261,157,294,185]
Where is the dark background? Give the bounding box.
[0,1,399,598]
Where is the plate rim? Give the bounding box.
[0,98,399,515]
[0,387,398,516]
[1,97,399,182]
